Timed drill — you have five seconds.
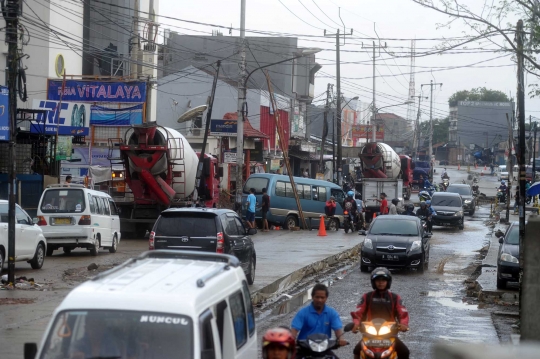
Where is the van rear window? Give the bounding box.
[41,189,86,213]
[243,177,269,194]
[155,213,217,237]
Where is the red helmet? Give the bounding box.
[262,327,296,359]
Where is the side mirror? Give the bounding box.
[24,343,37,359]
[248,228,257,235]
[499,238,504,244]
[32,218,39,225]
[144,230,150,239]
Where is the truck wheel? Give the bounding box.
[285,215,298,229]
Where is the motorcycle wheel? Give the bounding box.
[344,222,350,234]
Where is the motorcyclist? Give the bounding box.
[498,180,508,192]
[261,327,296,359]
[350,268,410,359]
[441,168,449,180]
[416,202,433,233]
[402,203,416,216]
[344,191,359,229]
[419,175,433,191]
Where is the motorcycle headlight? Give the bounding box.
[464,200,471,204]
[410,240,421,251]
[364,238,373,249]
[378,325,392,335]
[501,253,519,263]
[308,339,328,353]
[455,211,463,217]
[365,325,378,335]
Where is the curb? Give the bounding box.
[251,243,361,304]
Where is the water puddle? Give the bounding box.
[436,297,478,310]
[420,290,455,297]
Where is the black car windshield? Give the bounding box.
[369,219,419,236]
[40,189,86,213]
[155,213,217,237]
[432,196,462,207]
[506,226,519,245]
[447,186,471,196]
[40,310,193,359]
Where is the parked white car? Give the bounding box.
[498,165,509,181]
[0,200,47,272]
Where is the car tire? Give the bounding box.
[284,215,298,229]
[247,255,256,285]
[360,259,369,272]
[46,246,54,257]
[418,255,425,274]
[90,238,100,256]
[0,248,4,274]
[63,248,72,255]
[109,235,118,253]
[496,277,507,289]
[30,243,45,269]
[469,208,475,216]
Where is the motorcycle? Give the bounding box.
[472,183,480,197]
[343,209,358,234]
[417,215,429,233]
[440,178,449,191]
[497,188,507,204]
[352,319,406,359]
[297,326,351,359]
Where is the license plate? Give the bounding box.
[382,254,399,261]
[366,339,392,347]
[54,218,71,225]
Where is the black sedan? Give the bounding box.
[446,184,477,215]
[360,215,430,273]
[431,192,465,230]
[497,222,520,289]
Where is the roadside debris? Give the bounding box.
[1,275,43,291]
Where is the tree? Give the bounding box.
[411,1,540,96]
[448,87,511,105]
[420,117,450,145]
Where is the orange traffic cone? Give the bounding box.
[484,165,487,171]
[372,212,377,220]
[317,216,327,236]
[475,163,478,169]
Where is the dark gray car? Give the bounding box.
[431,192,464,230]
[496,222,520,289]
[446,184,477,215]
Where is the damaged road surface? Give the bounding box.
[256,206,500,359]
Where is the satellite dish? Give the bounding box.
[177,105,208,123]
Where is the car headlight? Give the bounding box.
[365,325,378,335]
[464,200,471,204]
[308,339,328,353]
[364,238,373,249]
[410,240,421,251]
[455,211,463,217]
[378,325,392,335]
[500,253,519,263]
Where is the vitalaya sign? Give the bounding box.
[47,80,147,103]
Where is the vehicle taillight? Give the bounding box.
[216,232,224,253]
[149,231,155,250]
[344,210,348,215]
[78,215,91,225]
[37,216,47,226]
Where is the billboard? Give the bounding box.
[0,87,8,141]
[352,124,385,142]
[47,80,146,103]
[90,104,143,125]
[210,119,237,136]
[55,136,73,160]
[291,103,306,138]
[31,99,90,136]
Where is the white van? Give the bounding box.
[24,250,257,359]
[37,184,121,256]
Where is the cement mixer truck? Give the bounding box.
[356,142,414,221]
[108,123,221,236]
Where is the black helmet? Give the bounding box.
[407,203,415,211]
[370,267,392,290]
[420,202,427,207]
[391,198,399,205]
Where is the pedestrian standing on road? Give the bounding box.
[514,186,520,214]
[490,163,495,175]
[291,283,347,357]
[374,192,388,215]
[246,188,257,229]
[261,188,270,232]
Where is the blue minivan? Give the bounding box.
[242,174,346,229]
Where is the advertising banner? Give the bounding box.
[0,87,9,141]
[47,80,146,103]
[210,119,237,136]
[56,136,73,160]
[61,147,119,167]
[290,103,306,138]
[352,124,384,142]
[31,99,90,136]
[90,104,143,125]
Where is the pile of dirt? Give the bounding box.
[63,263,117,282]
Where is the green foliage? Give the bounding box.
[420,117,450,145]
[448,87,511,105]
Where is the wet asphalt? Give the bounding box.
[256,168,501,358]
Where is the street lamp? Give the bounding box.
[370,101,413,142]
[235,48,322,209]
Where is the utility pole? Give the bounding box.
[533,121,538,184]
[516,20,526,287]
[362,41,387,143]
[506,114,513,223]
[411,95,427,160]
[421,80,443,178]
[4,0,19,284]
[319,83,332,172]
[235,0,246,211]
[131,0,140,79]
[325,25,353,186]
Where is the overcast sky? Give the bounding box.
[158,0,540,123]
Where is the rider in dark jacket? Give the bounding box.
[402,204,416,216]
[351,268,410,359]
[344,191,359,226]
[416,202,433,233]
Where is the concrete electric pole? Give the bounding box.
[235,0,246,211]
[421,80,442,177]
[362,41,387,143]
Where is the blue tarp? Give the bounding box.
[90,104,143,125]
